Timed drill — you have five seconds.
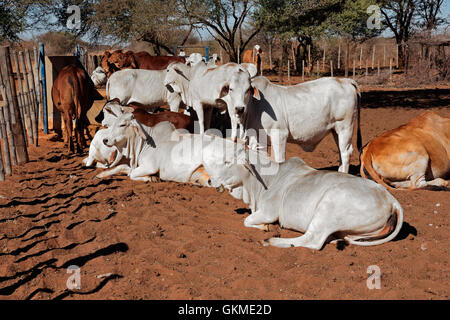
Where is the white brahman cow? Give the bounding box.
[106,68,183,112]
[90,66,107,87]
[242,76,361,173]
[82,128,122,168]
[198,136,403,250]
[164,61,254,141]
[95,112,210,186]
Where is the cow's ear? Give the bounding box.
[219,85,229,98]
[174,67,189,81]
[253,87,260,100]
[121,106,135,113]
[104,106,117,117]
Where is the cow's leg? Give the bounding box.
[333,123,353,173]
[425,178,448,188]
[194,103,205,134]
[244,210,278,231]
[128,165,159,182]
[265,216,335,250]
[75,118,85,152]
[62,111,74,153]
[270,129,288,163]
[204,107,213,131]
[96,164,131,179]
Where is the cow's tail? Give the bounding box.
[350,79,362,152]
[344,199,404,247]
[360,145,393,190]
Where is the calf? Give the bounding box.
[200,136,404,250]
[51,63,103,153]
[360,111,449,189]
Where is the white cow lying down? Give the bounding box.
[95,112,210,186]
[82,128,122,168]
[197,136,404,250]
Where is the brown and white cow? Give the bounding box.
[51,63,104,153]
[360,111,449,189]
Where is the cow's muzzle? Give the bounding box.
[235,107,245,115]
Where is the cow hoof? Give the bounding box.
[260,224,270,232]
[261,239,270,247]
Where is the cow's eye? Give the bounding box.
[120,124,126,127]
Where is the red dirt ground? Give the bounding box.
[0,103,448,300]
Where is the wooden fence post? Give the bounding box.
[353,59,355,78]
[21,50,38,146]
[0,85,11,175]
[0,71,17,167]
[377,60,380,76]
[337,42,341,69]
[302,60,304,81]
[25,49,39,146]
[287,60,290,84]
[372,45,375,70]
[12,50,29,146]
[0,46,28,164]
[330,60,333,77]
[390,58,393,81]
[317,60,320,77]
[17,51,35,145]
[360,45,363,69]
[322,46,326,69]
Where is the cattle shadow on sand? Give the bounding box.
[362,88,449,109]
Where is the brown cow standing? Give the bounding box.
[51,63,104,153]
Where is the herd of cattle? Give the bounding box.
[50,45,449,250]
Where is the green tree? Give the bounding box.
[0,0,35,42]
[181,0,261,62]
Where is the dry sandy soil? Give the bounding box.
[0,90,448,300]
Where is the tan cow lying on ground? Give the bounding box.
[360,111,449,189]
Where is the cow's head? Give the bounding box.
[91,67,107,87]
[185,53,203,66]
[108,50,137,69]
[215,67,254,118]
[164,62,190,99]
[96,99,134,128]
[202,138,267,193]
[102,111,146,149]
